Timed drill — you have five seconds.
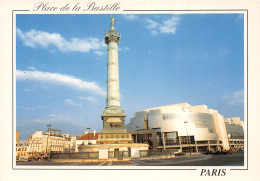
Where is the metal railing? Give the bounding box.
[50,152,99,159]
[141,149,180,157]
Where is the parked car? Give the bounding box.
[213,150,233,155]
[203,151,213,155]
[226,150,233,154]
[174,152,185,156]
[17,156,29,162]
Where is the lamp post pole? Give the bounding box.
[87,128,91,145]
[184,121,191,156]
[46,125,52,157]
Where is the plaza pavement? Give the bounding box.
[16,154,211,166]
[16,152,244,166]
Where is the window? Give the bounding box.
[156,133,163,146]
[165,132,179,146]
[179,136,195,145]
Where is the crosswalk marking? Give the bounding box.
[129,160,145,166]
[98,162,107,166]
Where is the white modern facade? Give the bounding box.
[126,103,244,152]
[224,117,244,150]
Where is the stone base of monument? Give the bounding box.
[101,107,128,133]
[96,133,132,144]
[78,143,149,160]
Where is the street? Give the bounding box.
[16,152,244,167]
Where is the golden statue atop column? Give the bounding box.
[110,17,117,28]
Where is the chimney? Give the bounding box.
[84,130,89,134]
[92,130,96,136]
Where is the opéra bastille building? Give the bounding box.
[126,103,244,152]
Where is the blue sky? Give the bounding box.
[16,14,244,140]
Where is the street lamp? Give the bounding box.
[184,121,191,156]
[87,128,91,145]
[46,125,52,157]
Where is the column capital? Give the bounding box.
[105,29,121,44]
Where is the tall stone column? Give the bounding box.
[105,27,121,108]
[101,25,127,134]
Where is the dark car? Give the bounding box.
[203,151,213,155]
[174,152,185,156]
[213,151,229,155]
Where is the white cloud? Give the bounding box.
[94,50,105,56]
[27,67,36,70]
[37,106,46,109]
[17,106,35,111]
[24,88,31,92]
[17,114,86,134]
[160,16,180,34]
[79,96,98,104]
[48,114,87,128]
[16,70,106,96]
[124,47,130,51]
[233,90,243,98]
[118,47,130,51]
[32,119,51,123]
[48,114,67,121]
[47,113,86,128]
[16,28,106,55]
[146,19,159,30]
[65,99,82,107]
[33,84,49,90]
[28,114,75,124]
[222,90,244,105]
[145,15,180,35]
[122,14,139,20]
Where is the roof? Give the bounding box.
[77,133,99,140]
[141,102,191,112]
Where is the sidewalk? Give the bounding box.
[49,153,211,164]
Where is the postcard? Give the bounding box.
[0,0,259,180]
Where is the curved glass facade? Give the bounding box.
[225,124,244,139]
[126,103,243,151]
[162,112,215,133]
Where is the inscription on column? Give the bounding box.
[107,118,121,122]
